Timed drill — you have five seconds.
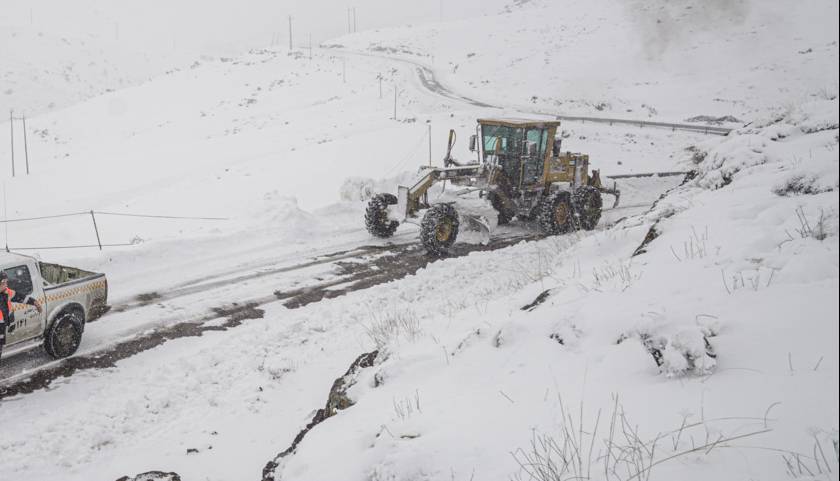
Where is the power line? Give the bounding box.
[0,211,89,223]
[93,211,228,221]
[0,210,228,223]
[9,243,135,251]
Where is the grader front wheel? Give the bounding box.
[365,193,399,238]
[420,204,460,255]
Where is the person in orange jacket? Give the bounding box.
[0,271,42,365]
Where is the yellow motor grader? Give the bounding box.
[365,118,619,254]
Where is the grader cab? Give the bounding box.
[365,118,620,255]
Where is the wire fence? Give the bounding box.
[3,210,228,251]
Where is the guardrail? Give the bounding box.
[546,114,733,136]
[606,171,689,179]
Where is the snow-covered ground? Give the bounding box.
[0,0,837,480]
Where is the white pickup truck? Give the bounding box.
[2,252,108,360]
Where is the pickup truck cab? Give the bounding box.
[2,252,108,360]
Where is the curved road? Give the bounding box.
[333,47,732,136]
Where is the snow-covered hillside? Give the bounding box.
[340,0,839,122]
[0,0,837,480]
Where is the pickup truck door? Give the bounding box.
[3,264,45,345]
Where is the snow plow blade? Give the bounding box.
[459,213,491,245]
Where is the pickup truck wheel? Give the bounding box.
[44,311,83,359]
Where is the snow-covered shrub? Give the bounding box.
[658,328,717,376]
[781,206,839,243]
[512,398,775,481]
[116,471,181,481]
[665,226,715,262]
[781,429,840,479]
[591,260,640,290]
[695,133,769,190]
[364,309,422,351]
[451,328,484,356]
[685,144,708,164]
[773,172,838,196]
[392,390,422,421]
[619,323,717,377]
[548,320,582,348]
[260,357,297,381]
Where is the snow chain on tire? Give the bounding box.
[420,204,460,255]
[365,193,399,238]
[537,191,575,235]
[573,185,603,231]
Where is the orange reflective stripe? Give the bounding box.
[1,288,12,321]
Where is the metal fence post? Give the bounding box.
[90,210,102,250]
[9,110,14,177]
[22,114,29,174]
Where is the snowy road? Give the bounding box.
[0,165,682,393]
[0,226,540,394]
[1,172,672,392]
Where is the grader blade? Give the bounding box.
[459,213,491,245]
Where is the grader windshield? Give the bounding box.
[482,125,521,159]
[480,120,550,188]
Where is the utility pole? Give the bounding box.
[288,15,293,51]
[353,7,357,32]
[22,114,29,174]
[428,122,432,166]
[347,8,351,34]
[377,74,383,98]
[9,110,14,178]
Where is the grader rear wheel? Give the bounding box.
[537,192,575,235]
[420,204,460,255]
[573,186,603,231]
